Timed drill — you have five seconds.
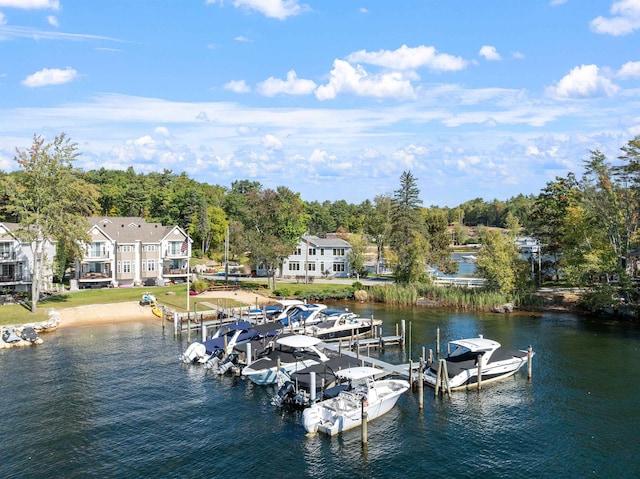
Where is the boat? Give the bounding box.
[179,321,283,364]
[2,327,22,344]
[243,299,305,322]
[280,303,328,331]
[307,309,382,341]
[422,335,533,390]
[139,292,157,306]
[241,334,329,385]
[461,254,477,262]
[301,366,410,436]
[272,355,362,408]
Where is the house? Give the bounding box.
[258,234,352,279]
[0,222,56,294]
[75,217,191,288]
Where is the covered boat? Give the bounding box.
[422,336,533,390]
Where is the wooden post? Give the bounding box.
[201,324,207,343]
[401,320,406,349]
[435,359,442,397]
[436,327,440,359]
[429,348,433,363]
[418,360,424,410]
[309,371,316,404]
[187,313,191,344]
[246,342,252,366]
[443,360,451,398]
[477,353,483,392]
[527,345,533,381]
[409,359,413,390]
[173,313,179,338]
[361,399,368,447]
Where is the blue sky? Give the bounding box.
[1,0,639,207]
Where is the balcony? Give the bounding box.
[85,251,110,260]
[0,275,25,283]
[163,268,187,275]
[79,272,112,280]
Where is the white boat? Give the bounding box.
[302,366,410,436]
[461,254,477,262]
[243,299,305,322]
[280,303,328,331]
[241,334,330,385]
[422,336,533,390]
[307,309,382,341]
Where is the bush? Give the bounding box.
[351,281,364,290]
[190,278,208,294]
[273,288,291,298]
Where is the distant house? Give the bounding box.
[75,217,191,288]
[0,222,56,294]
[257,234,352,279]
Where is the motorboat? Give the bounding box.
[241,334,329,385]
[243,299,305,322]
[179,321,283,364]
[307,309,382,341]
[422,335,533,390]
[280,303,328,331]
[272,355,362,408]
[461,254,477,262]
[301,366,410,436]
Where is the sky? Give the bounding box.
[1,1,639,207]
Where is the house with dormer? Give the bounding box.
[0,222,56,294]
[76,217,191,288]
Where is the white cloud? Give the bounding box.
[512,51,525,60]
[618,60,640,78]
[0,0,59,9]
[346,44,467,72]
[479,45,501,61]
[234,35,252,42]
[256,70,316,96]
[547,64,619,98]
[21,66,77,87]
[224,79,251,93]
[316,59,415,100]
[0,12,6,25]
[359,7,368,14]
[47,15,58,27]
[154,126,171,138]
[261,134,283,150]
[590,0,640,36]
[205,0,310,20]
[0,25,121,42]
[550,0,567,5]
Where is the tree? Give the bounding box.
[475,226,529,297]
[346,233,367,277]
[390,171,426,283]
[2,134,97,313]
[365,194,393,275]
[423,208,457,275]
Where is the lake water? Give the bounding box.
[1,303,639,479]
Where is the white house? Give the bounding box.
[0,222,56,294]
[75,217,191,288]
[271,234,352,280]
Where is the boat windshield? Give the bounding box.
[449,345,471,357]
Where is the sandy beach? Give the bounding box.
[55,289,274,329]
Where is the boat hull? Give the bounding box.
[302,379,409,436]
[243,358,321,385]
[423,355,529,390]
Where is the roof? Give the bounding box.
[449,337,501,352]
[88,217,184,244]
[302,234,350,248]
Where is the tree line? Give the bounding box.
[2,133,640,314]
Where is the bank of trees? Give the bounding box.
[3,132,640,314]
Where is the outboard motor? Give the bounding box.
[179,342,207,364]
[216,353,239,375]
[203,349,224,369]
[272,381,296,407]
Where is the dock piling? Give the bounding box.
[436,327,440,359]
[527,345,533,381]
[361,399,368,447]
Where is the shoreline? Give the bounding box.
[55,289,273,329]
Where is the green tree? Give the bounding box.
[346,233,367,277]
[2,134,97,313]
[475,226,529,297]
[365,194,393,275]
[390,171,425,283]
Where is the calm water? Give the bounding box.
[1,304,639,479]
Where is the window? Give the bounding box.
[306,262,316,271]
[308,248,316,256]
[116,261,121,273]
[320,249,324,256]
[289,262,301,271]
[122,260,131,273]
[147,259,155,272]
[144,245,156,252]
[333,262,345,272]
[333,248,345,256]
[118,245,132,253]
[294,247,302,256]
